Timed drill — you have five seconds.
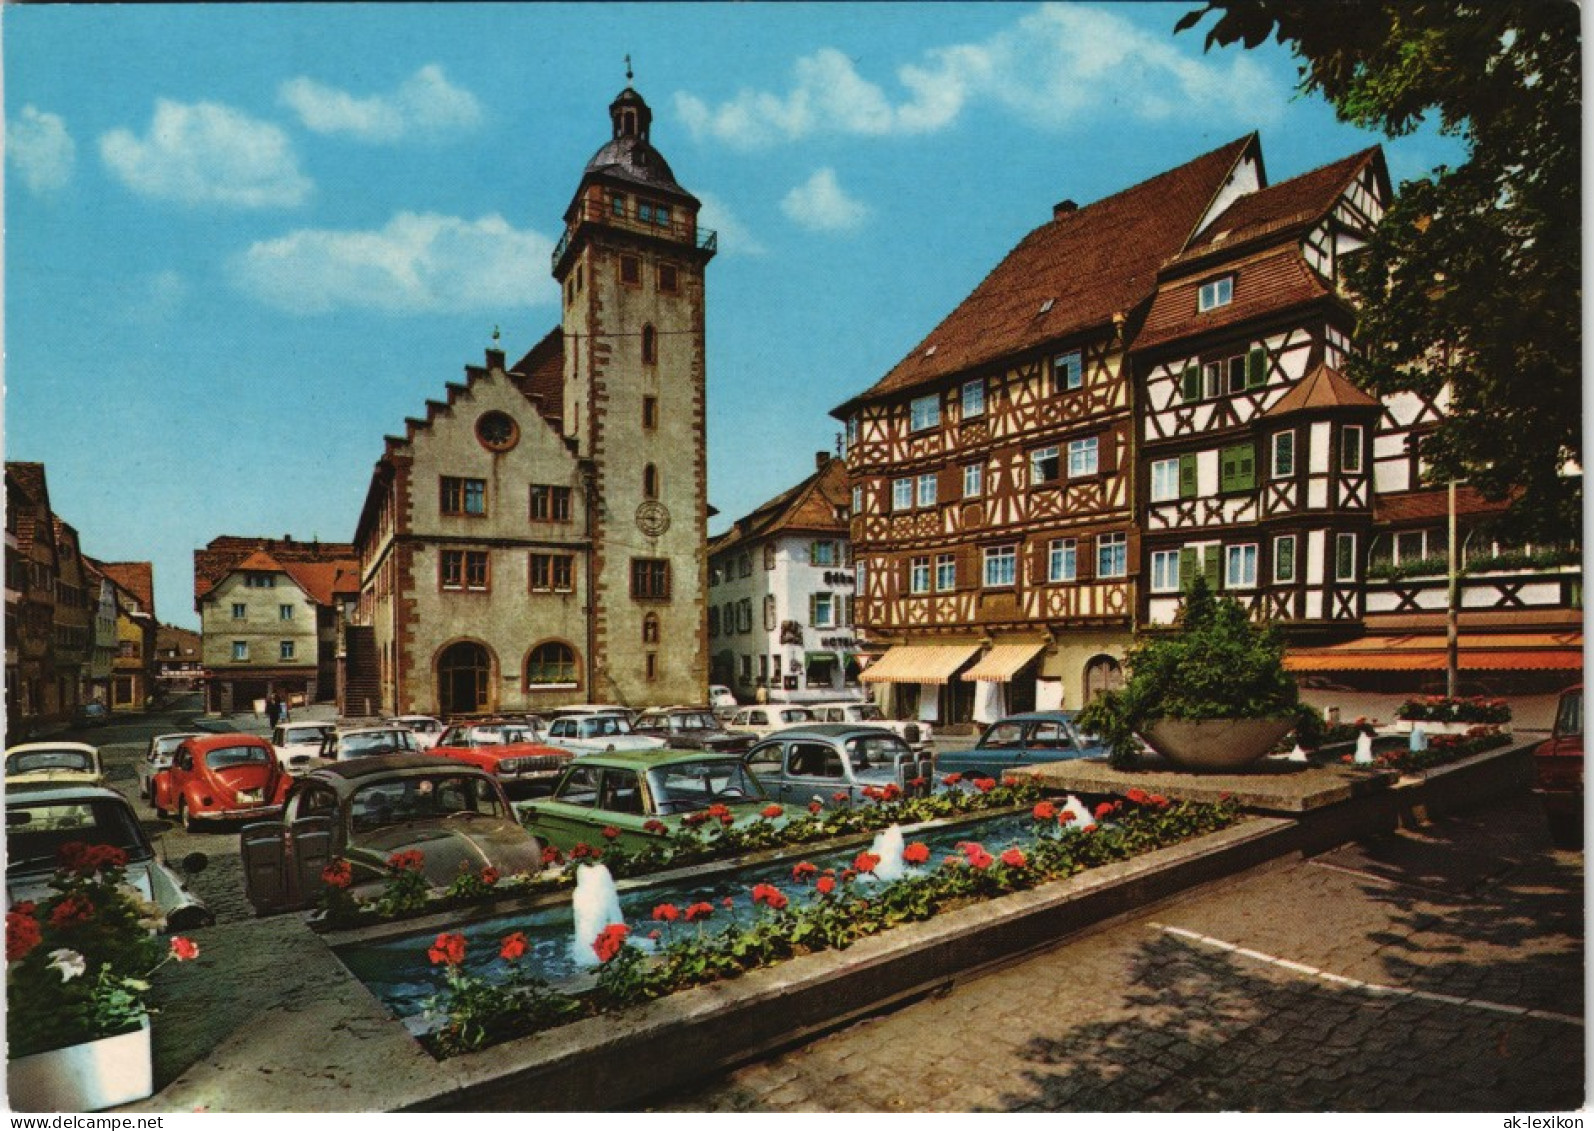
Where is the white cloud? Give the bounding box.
[232,212,557,314]
[7,105,76,193]
[99,99,311,208]
[693,190,765,256]
[278,64,483,143]
[675,3,1283,148]
[781,168,869,233]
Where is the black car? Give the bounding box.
[632,706,757,754]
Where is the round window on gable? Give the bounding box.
[476,411,519,452]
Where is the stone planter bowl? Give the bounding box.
[1140,718,1297,772]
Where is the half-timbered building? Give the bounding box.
[834,137,1255,722]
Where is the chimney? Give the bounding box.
[1053,199,1078,220]
[815,451,831,471]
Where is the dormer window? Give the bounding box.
[1198,275,1234,311]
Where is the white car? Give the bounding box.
[806,701,933,752]
[139,732,205,799]
[317,726,423,762]
[726,705,820,739]
[709,684,738,719]
[386,715,444,749]
[542,713,665,755]
[5,742,105,788]
[271,722,338,773]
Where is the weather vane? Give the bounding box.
[625,54,634,83]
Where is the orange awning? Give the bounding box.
[1285,632,1584,673]
[859,643,982,685]
[963,640,1047,682]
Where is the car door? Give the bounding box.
[783,740,850,806]
[524,763,604,848]
[153,745,193,813]
[744,740,787,802]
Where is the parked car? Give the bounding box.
[542,713,666,755]
[744,724,933,808]
[632,706,757,754]
[151,733,293,832]
[386,715,445,749]
[5,742,105,788]
[542,703,635,723]
[238,754,545,915]
[806,700,933,752]
[1534,684,1583,848]
[317,726,423,763]
[726,704,819,739]
[934,711,1107,778]
[7,782,213,930]
[271,722,338,772]
[72,701,110,728]
[708,684,738,719]
[140,733,206,800]
[521,749,773,852]
[431,722,573,796]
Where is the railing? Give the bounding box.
[552,199,717,271]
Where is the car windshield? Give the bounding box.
[779,709,816,724]
[349,773,507,833]
[154,736,195,756]
[843,734,911,770]
[978,721,1026,749]
[647,759,769,814]
[1556,691,1583,738]
[6,749,93,775]
[283,727,328,745]
[6,797,153,873]
[341,731,417,758]
[673,713,716,730]
[204,744,270,770]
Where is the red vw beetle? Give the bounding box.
[153,733,292,831]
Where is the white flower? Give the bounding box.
[47,948,86,982]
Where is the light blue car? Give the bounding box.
[934,711,1107,778]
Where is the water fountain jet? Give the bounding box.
[570,863,624,967]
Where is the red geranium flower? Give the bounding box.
[792,861,818,882]
[902,842,931,865]
[652,903,681,922]
[833,791,849,803]
[751,883,788,910]
[815,875,836,895]
[58,841,129,876]
[1032,801,1057,821]
[1000,848,1026,868]
[541,845,564,865]
[643,819,668,835]
[387,849,425,872]
[854,851,881,874]
[722,895,735,908]
[601,826,621,840]
[683,812,710,828]
[649,930,661,941]
[1149,794,1170,809]
[942,855,964,869]
[808,800,823,815]
[592,923,630,964]
[6,910,41,961]
[966,847,994,870]
[48,894,94,930]
[1094,802,1115,820]
[761,804,783,819]
[1126,787,1150,805]
[169,936,201,961]
[841,868,857,882]
[569,842,600,860]
[861,786,883,802]
[881,783,902,802]
[480,866,500,886]
[499,932,529,961]
[973,777,997,793]
[427,932,467,966]
[706,804,732,820]
[1058,810,1077,824]
[1002,776,1019,788]
[321,858,353,889]
[942,773,963,786]
[685,901,715,922]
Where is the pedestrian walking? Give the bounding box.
[275,693,290,724]
[265,696,281,727]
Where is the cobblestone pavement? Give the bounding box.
[652,793,1584,1113]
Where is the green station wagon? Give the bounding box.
[521,749,773,852]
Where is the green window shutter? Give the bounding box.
[1179,453,1198,497]
[809,593,818,625]
[1219,447,1238,493]
[1246,348,1266,388]
[1179,547,1198,589]
[1236,444,1256,490]
[1202,546,1221,588]
[1182,364,1200,402]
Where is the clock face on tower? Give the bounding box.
[635,500,671,538]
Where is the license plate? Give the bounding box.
[237,789,263,803]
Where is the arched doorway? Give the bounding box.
[1083,654,1124,703]
[437,641,493,716]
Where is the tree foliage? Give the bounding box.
[1178,1,1581,539]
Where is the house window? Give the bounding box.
[846,416,858,454]
[1030,445,1060,486]
[1271,431,1296,479]
[643,396,658,430]
[909,394,941,432]
[1274,535,1297,583]
[764,544,777,570]
[442,550,490,592]
[642,325,657,365]
[279,640,296,661]
[654,205,671,227]
[1068,437,1099,478]
[476,411,518,452]
[917,473,937,508]
[983,545,1017,588]
[1150,458,1181,503]
[530,554,575,592]
[708,607,721,637]
[527,641,577,686]
[811,592,835,627]
[231,641,248,662]
[811,541,838,566]
[658,264,678,293]
[963,463,984,498]
[643,613,660,644]
[632,558,671,600]
[764,594,776,631]
[852,485,863,513]
[441,476,486,516]
[961,380,985,418]
[1198,275,1234,311]
[1097,532,1128,578]
[244,573,275,588]
[893,478,914,511]
[1225,544,1258,589]
[530,484,573,522]
[739,553,752,578]
[643,464,659,500]
[1340,425,1364,473]
[910,556,931,595]
[231,603,246,620]
[1151,550,1181,593]
[1051,350,1083,393]
[935,553,956,592]
[1335,533,1358,581]
[620,255,641,285]
[1049,539,1077,583]
[646,653,658,680]
[1219,444,1256,493]
[638,201,654,223]
[856,561,867,594]
[736,599,752,633]
[611,193,626,217]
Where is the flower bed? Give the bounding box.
[315,776,1040,931]
[1395,695,1512,724]
[1330,726,1513,774]
[416,789,1239,1058]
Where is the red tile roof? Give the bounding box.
[1137,244,1332,350]
[99,562,155,618]
[709,456,851,556]
[281,560,361,605]
[834,135,1256,414]
[509,328,565,423]
[1375,485,1513,524]
[193,536,357,604]
[1263,364,1379,416]
[1186,148,1381,253]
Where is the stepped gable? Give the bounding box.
[834,135,1255,414]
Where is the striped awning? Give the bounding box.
[963,639,1048,682]
[1285,632,1584,673]
[859,643,982,685]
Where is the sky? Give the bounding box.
[4,2,1467,630]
